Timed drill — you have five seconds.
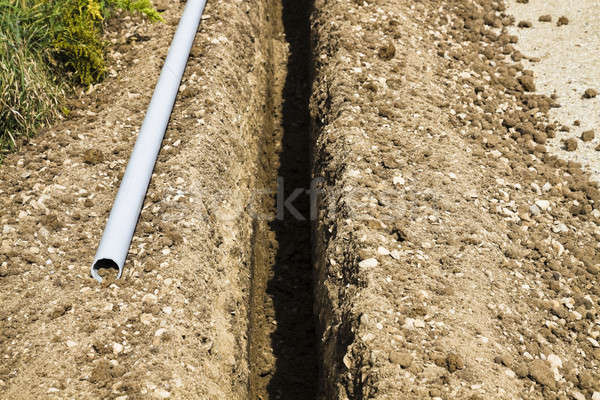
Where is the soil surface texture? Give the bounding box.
[1,0,600,399]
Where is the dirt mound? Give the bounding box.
[0,1,275,398]
[310,0,600,398]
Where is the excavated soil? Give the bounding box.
[2,0,600,399]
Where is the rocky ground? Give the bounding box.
[1,0,599,399]
[311,0,600,399]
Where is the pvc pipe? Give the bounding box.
[91,0,207,282]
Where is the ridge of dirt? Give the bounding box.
[0,1,275,398]
[310,0,600,399]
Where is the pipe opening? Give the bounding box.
[91,258,120,282]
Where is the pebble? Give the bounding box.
[153,389,171,399]
[359,258,378,268]
[535,200,550,211]
[592,392,600,400]
[529,204,541,216]
[140,313,153,325]
[113,342,123,354]
[377,246,390,256]
[571,391,586,400]
[528,359,556,390]
[393,175,405,185]
[142,293,158,305]
[66,340,77,348]
[390,250,401,260]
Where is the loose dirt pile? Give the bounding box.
[310,0,600,398]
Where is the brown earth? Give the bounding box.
[0,1,276,398]
[310,0,600,399]
[2,0,600,399]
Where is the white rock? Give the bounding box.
[572,391,586,400]
[414,319,425,328]
[66,340,77,348]
[535,200,550,211]
[154,328,167,337]
[153,389,171,399]
[142,293,158,305]
[390,250,401,260]
[140,313,153,325]
[552,223,568,233]
[542,182,552,192]
[529,205,541,216]
[358,258,378,268]
[591,392,600,400]
[377,246,390,256]
[162,306,173,315]
[48,388,60,393]
[393,175,405,185]
[587,337,600,348]
[547,354,562,370]
[448,172,457,180]
[113,342,124,354]
[103,302,114,312]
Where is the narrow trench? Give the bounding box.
[248,0,317,399]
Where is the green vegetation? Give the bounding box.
[0,0,162,155]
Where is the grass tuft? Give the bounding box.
[0,0,162,158]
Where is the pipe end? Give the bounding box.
[91,258,122,283]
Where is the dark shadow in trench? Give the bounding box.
[266,0,317,398]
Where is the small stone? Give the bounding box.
[83,149,104,165]
[66,340,77,348]
[518,75,536,91]
[583,88,598,99]
[154,328,166,337]
[389,351,413,368]
[557,16,569,26]
[535,200,550,211]
[572,391,586,400]
[142,293,158,305]
[517,20,532,28]
[140,313,153,325]
[378,40,396,61]
[446,353,464,372]
[113,342,123,354]
[390,250,401,260]
[153,389,171,399]
[393,175,405,185]
[538,15,552,22]
[153,0,168,12]
[494,353,514,367]
[529,204,541,216]
[528,359,556,390]
[591,392,600,400]
[358,258,378,268]
[581,130,595,142]
[377,246,390,256]
[547,354,562,370]
[514,362,529,378]
[564,138,578,151]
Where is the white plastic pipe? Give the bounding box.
[91,0,207,282]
